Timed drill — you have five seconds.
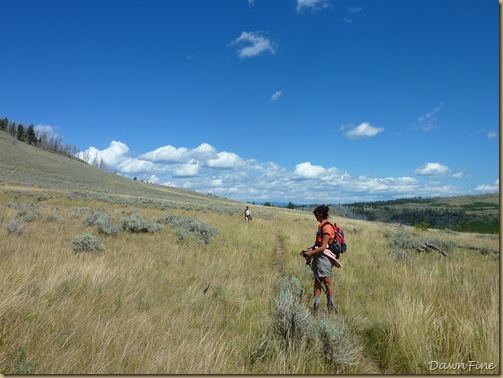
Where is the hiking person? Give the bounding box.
[244,206,251,222]
[301,205,340,314]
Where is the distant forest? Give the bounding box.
[343,197,499,234]
[291,197,499,234]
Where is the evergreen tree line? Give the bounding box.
[345,203,499,234]
[0,116,79,156]
[0,116,111,172]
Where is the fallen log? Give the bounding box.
[425,242,448,257]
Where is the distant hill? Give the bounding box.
[344,195,499,234]
[0,130,237,209]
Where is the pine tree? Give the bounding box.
[26,124,37,145]
[17,124,26,141]
[0,117,7,131]
[8,122,16,136]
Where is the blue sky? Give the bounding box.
[1,0,499,203]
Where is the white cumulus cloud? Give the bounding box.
[76,139,487,203]
[294,162,326,179]
[138,145,189,163]
[341,122,384,139]
[475,179,499,193]
[229,31,277,58]
[206,151,243,169]
[172,162,199,178]
[414,162,450,177]
[77,141,158,174]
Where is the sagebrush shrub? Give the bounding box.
[273,291,311,342]
[157,214,184,226]
[5,219,26,234]
[95,214,120,235]
[179,218,218,244]
[5,202,26,210]
[160,215,218,244]
[278,276,305,299]
[314,317,358,371]
[175,227,192,241]
[392,230,421,250]
[46,213,65,223]
[84,209,120,235]
[272,277,311,342]
[72,233,105,252]
[121,213,163,233]
[16,209,39,222]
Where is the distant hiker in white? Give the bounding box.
[244,206,251,222]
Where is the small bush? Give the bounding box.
[392,230,421,250]
[157,214,184,226]
[5,202,26,210]
[176,218,218,244]
[95,214,120,235]
[121,214,163,233]
[16,209,39,222]
[6,219,26,234]
[414,220,430,231]
[72,233,105,252]
[162,215,218,244]
[314,317,358,371]
[46,213,65,223]
[272,277,311,342]
[84,209,120,235]
[175,227,192,241]
[273,291,311,342]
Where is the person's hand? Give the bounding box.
[300,251,311,265]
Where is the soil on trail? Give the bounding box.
[272,235,285,274]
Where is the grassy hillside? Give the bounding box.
[0,130,236,208]
[345,195,499,234]
[0,131,499,374]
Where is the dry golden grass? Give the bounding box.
[0,189,499,374]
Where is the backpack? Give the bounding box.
[322,221,347,258]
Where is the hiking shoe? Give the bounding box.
[327,303,338,314]
[313,303,320,316]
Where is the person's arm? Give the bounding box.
[302,233,330,257]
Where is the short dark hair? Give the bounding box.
[313,205,329,219]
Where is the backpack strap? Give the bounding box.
[319,221,335,247]
[320,221,332,233]
[320,221,341,259]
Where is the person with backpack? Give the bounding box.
[301,205,341,314]
[244,206,251,222]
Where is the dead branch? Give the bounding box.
[425,242,448,257]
